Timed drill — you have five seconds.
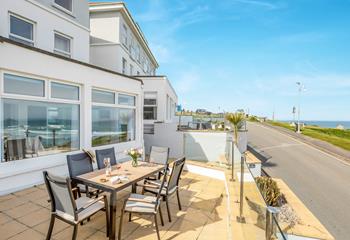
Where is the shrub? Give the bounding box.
[256,176,282,207]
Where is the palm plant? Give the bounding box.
[226,112,245,143]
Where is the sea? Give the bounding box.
[281,121,350,129]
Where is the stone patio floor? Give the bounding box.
[0,171,229,240]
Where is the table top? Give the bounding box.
[73,160,164,192]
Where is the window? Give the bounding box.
[54,0,73,12]
[2,73,80,162]
[122,24,128,47]
[92,107,135,146]
[51,82,79,100]
[137,71,140,76]
[54,33,71,57]
[9,14,34,46]
[122,58,127,74]
[136,45,141,63]
[130,64,133,75]
[144,124,155,134]
[4,74,44,97]
[144,92,157,120]
[118,94,135,106]
[92,89,115,104]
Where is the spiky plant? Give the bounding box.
[225,112,245,143]
[256,176,282,207]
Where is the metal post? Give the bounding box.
[265,206,280,240]
[230,140,235,181]
[237,154,245,223]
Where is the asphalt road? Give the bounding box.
[247,122,350,240]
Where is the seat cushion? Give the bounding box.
[144,180,176,196]
[56,196,104,223]
[125,194,157,214]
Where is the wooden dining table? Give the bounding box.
[72,160,165,240]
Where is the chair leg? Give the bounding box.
[46,215,55,240]
[72,224,78,240]
[165,198,172,222]
[118,211,125,240]
[159,205,164,226]
[176,189,182,211]
[129,212,132,222]
[104,199,110,237]
[154,214,161,240]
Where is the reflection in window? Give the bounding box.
[51,82,79,100]
[2,99,79,161]
[118,94,135,106]
[9,15,34,46]
[92,89,115,104]
[92,106,135,147]
[4,74,44,97]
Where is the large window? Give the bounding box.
[9,14,34,46]
[54,32,71,57]
[2,73,80,162]
[122,58,127,74]
[144,92,157,120]
[92,89,136,147]
[54,0,73,13]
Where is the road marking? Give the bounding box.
[259,143,303,151]
[249,122,350,167]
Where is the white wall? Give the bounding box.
[0,0,90,62]
[0,40,143,195]
[140,76,178,124]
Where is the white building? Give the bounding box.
[89,2,158,76]
[0,0,144,195]
[138,76,178,134]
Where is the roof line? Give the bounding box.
[89,2,159,68]
[0,36,143,84]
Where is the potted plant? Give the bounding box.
[126,148,143,167]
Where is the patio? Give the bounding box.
[0,169,229,240]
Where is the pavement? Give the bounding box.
[247,122,350,240]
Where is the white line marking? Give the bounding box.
[259,143,303,151]
[249,122,350,167]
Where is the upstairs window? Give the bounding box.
[122,24,128,47]
[54,0,73,13]
[122,58,127,74]
[144,92,157,120]
[54,32,71,57]
[9,14,34,46]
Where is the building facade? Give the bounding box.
[0,0,144,195]
[89,2,158,76]
[138,76,178,134]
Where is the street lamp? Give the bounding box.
[296,82,306,133]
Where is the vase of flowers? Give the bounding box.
[126,148,143,167]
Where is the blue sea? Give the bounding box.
[282,121,350,129]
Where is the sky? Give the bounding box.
[90,0,350,121]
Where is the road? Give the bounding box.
[247,122,350,240]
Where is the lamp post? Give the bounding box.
[296,82,306,133]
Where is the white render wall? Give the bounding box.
[89,10,157,76]
[0,0,90,62]
[0,40,143,195]
[139,76,178,124]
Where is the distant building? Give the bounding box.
[196,109,208,114]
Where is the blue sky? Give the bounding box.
[90,0,350,120]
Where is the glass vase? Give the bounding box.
[131,156,138,167]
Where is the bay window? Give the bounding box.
[92,89,136,147]
[1,73,80,162]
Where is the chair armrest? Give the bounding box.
[76,195,105,214]
[128,197,156,204]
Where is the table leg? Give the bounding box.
[109,191,117,240]
[131,183,136,193]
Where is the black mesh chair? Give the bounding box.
[143,157,186,222]
[95,147,117,170]
[118,167,169,240]
[67,152,96,197]
[147,146,170,180]
[43,171,109,240]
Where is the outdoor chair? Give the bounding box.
[5,138,26,161]
[118,167,168,240]
[143,157,186,222]
[95,147,117,170]
[147,146,170,180]
[43,171,109,240]
[67,152,98,197]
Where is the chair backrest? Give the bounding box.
[167,157,186,193]
[6,138,26,160]
[95,147,117,169]
[154,167,169,209]
[149,146,169,165]
[43,171,77,220]
[67,152,93,178]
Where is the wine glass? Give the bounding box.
[104,158,111,177]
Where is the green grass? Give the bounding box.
[267,121,350,151]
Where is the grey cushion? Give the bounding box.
[125,194,157,213]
